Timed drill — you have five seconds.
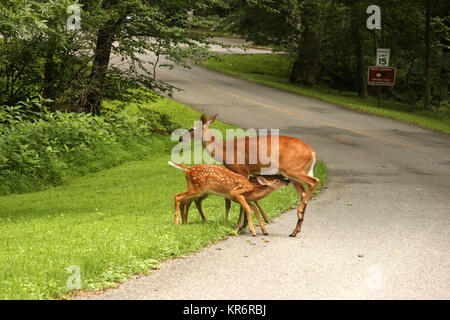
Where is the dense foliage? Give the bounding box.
[0,89,179,195]
[0,0,222,194]
[215,0,449,109]
[0,0,223,112]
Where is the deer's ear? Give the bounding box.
[206,114,217,126]
[256,176,269,185]
[200,114,207,124]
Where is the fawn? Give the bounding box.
[169,161,289,236]
[181,175,288,232]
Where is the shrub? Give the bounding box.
[0,95,179,195]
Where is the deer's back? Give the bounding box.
[222,135,315,176]
[186,165,253,196]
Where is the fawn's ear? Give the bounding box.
[206,114,217,126]
[200,114,208,124]
[256,176,269,185]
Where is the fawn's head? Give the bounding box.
[179,114,217,142]
[252,175,290,190]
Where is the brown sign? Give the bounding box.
[368,66,396,86]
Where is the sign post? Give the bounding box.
[366,5,396,108]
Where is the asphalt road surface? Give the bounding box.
[79,41,450,300]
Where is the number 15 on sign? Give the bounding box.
[376,48,390,67]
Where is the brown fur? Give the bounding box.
[180,114,319,237]
[172,164,288,236]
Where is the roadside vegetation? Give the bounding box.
[203,0,449,130]
[201,54,450,133]
[0,89,178,195]
[0,84,327,299]
[0,0,329,300]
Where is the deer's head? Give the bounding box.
[253,175,290,190]
[179,114,217,142]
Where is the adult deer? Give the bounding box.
[179,114,319,237]
[170,162,289,236]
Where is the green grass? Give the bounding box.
[0,94,327,299]
[200,54,450,134]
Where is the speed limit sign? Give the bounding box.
[376,48,390,66]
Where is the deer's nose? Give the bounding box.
[179,136,183,142]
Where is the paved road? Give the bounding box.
[81,42,449,300]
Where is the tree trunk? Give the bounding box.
[43,48,57,108]
[351,1,368,98]
[356,37,368,97]
[424,0,432,108]
[82,22,116,114]
[290,29,321,86]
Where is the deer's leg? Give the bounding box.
[234,195,256,237]
[230,185,256,236]
[194,195,208,222]
[240,206,248,229]
[236,206,250,231]
[286,173,319,237]
[181,199,193,224]
[250,203,268,235]
[236,206,244,231]
[224,199,231,225]
[174,193,183,225]
[254,200,269,223]
[290,182,306,236]
[180,200,186,224]
[174,191,199,226]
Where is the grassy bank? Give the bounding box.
[0,91,327,299]
[200,54,450,134]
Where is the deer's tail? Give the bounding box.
[307,152,317,177]
[168,161,189,171]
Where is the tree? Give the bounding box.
[0,0,225,113]
[424,0,431,108]
[222,1,347,86]
[287,0,330,86]
[220,0,448,108]
[0,0,49,105]
[349,0,368,97]
[81,0,223,114]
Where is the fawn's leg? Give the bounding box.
[174,191,199,225]
[224,199,231,224]
[254,200,269,223]
[230,185,256,236]
[181,200,193,224]
[239,206,248,229]
[174,193,181,225]
[236,206,244,230]
[194,194,208,222]
[250,203,268,235]
[233,195,256,236]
